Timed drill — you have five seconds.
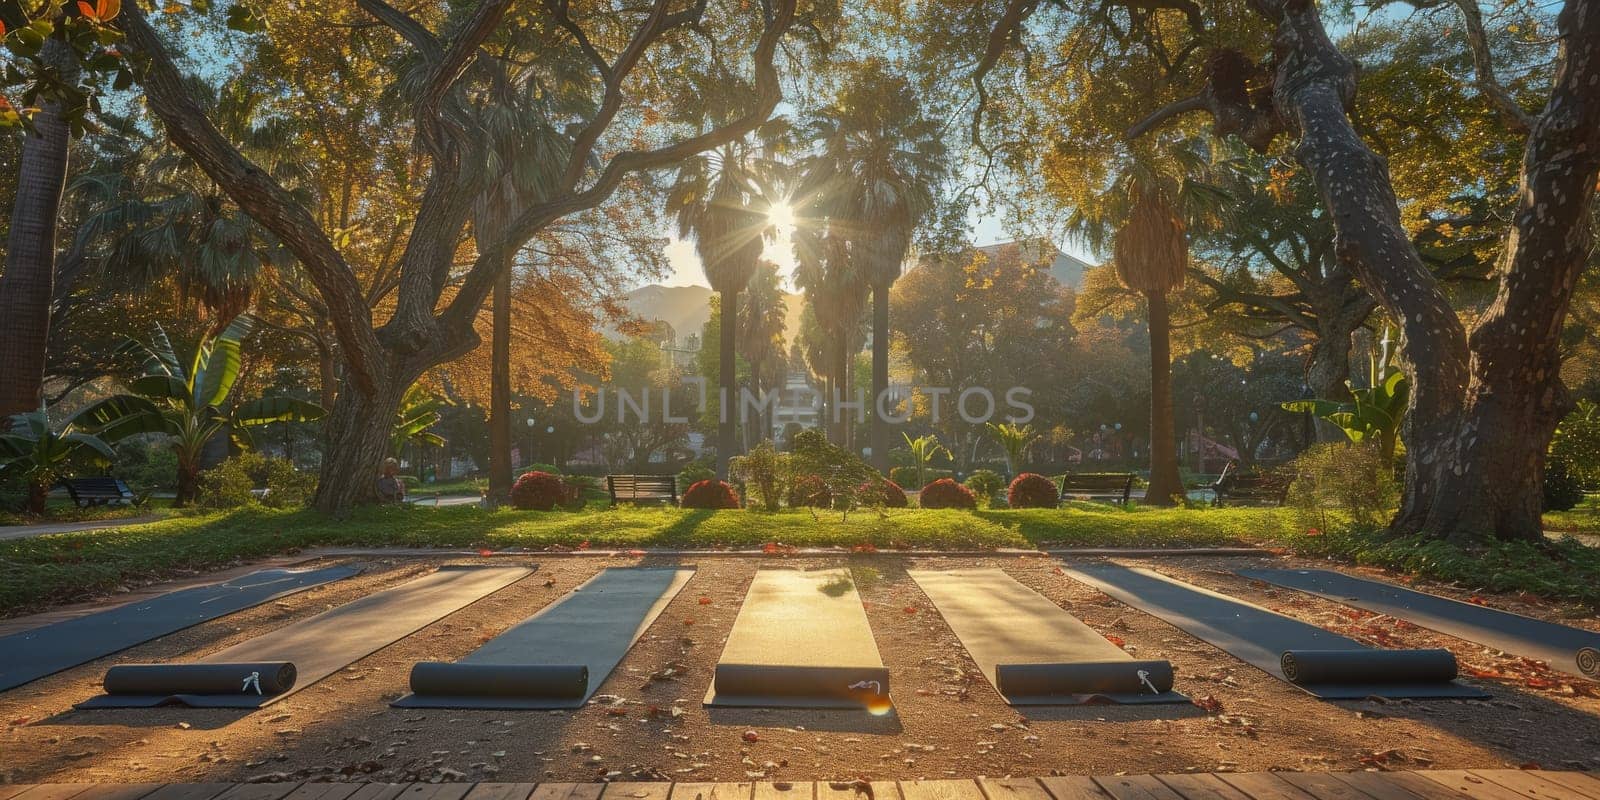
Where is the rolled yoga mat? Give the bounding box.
[1062,563,1489,700]
[103,662,297,697]
[1279,649,1458,686]
[0,565,358,693]
[705,568,892,710]
[909,568,1185,705]
[393,566,694,709]
[1241,568,1600,681]
[76,565,531,709]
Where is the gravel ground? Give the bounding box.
[2,552,1598,785]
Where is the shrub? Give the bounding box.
[196,452,315,510]
[677,463,715,493]
[787,429,878,511]
[1007,472,1059,508]
[731,441,791,512]
[918,478,976,509]
[682,479,740,509]
[115,436,180,491]
[789,474,834,508]
[890,466,951,488]
[1287,442,1397,529]
[1550,399,1600,489]
[526,462,561,476]
[857,479,907,508]
[510,470,566,511]
[964,469,1005,502]
[1545,453,1585,512]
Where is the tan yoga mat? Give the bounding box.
[910,569,1185,705]
[77,566,532,708]
[704,568,891,710]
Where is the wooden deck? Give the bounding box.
[3,772,1599,800]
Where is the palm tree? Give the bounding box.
[985,421,1037,476]
[0,408,118,514]
[792,227,869,446]
[738,259,788,444]
[666,143,768,477]
[0,37,80,422]
[73,315,326,505]
[809,59,946,472]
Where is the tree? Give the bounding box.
[985,421,1036,475]
[738,259,788,445]
[113,0,818,511]
[802,58,946,472]
[666,142,769,477]
[0,407,117,514]
[72,315,325,505]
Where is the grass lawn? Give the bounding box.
[4,500,1600,615]
[1544,493,1600,535]
[0,497,181,527]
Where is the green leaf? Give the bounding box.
[225,3,265,33]
[130,374,189,404]
[193,315,254,409]
[234,396,327,426]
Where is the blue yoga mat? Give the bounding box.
[0,565,359,692]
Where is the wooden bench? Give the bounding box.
[605,474,679,505]
[1211,462,1293,506]
[1058,472,1135,505]
[55,477,145,508]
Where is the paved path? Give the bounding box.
[0,516,163,541]
[2,771,1596,800]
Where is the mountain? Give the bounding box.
[612,284,807,347]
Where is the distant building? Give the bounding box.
[976,239,1095,291]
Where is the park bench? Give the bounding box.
[1058,472,1135,505]
[605,474,679,506]
[55,476,146,508]
[1211,462,1293,506]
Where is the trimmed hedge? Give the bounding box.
[858,479,908,508]
[918,478,976,510]
[682,479,741,509]
[789,474,833,508]
[511,471,566,511]
[1007,472,1060,509]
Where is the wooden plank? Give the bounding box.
[1036,778,1110,800]
[602,786,674,800]
[68,786,163,800]
[1093,776,1183,800]
[463,786,538,800]
[670,785,754,800]
[1274,773,1374,800]
[0,787,36,800]
[900,782,987,800]
[140,785,236,800]
[1367,774,1475,800]
[752,784,813,800]
[531,787,605,800]
[979,779,1054,800]
[1469,771,1599,800]
[1416,772,1534,800]
[277,786,362,800]
[870,784,900,800]
[393,786,473,800]
[1518,773,1600,800]
[1326,773,1447,800]
[1152,774,1251,800]
[13,786,95,800]
[213,785,305,800]
[1214,774,1315,800]
[344,787,410,800]
[815,781,870,800]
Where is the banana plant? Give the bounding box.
[391,383,448,457]
[985,421,1037,476]
[902,432,952,490]
[0,408,118,514]
[72,315,326,506]
[1282,328,1410,462]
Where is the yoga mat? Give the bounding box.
[705,568,891,710]
[1062,564,1489,700]
[1279,649,1458,686]
[76,565,531,708]
[909,569,1185,705]
[103,662,297,696]
[0,565,359,693]
[393,566,694,709]
[1242,568,1600,681]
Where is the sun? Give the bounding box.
[767,200,797,237]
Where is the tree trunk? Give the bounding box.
[0,38,76,420]
[317,343,338,411]
[870,283,891,475]
[488,265,513,504]
[175,459,200,508]
[831,339,849,447]
[313,373,407,513]
[1144,289,1184,505]
[1307,314,1357,442]
[27,480,49,515]
[716,289,738,478]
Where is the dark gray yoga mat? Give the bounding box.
[705,568,892,711]
[76,565,531,709]
[1242,568,1600,681]
[393,566,693,709]
[910,569,1185,705]
[103,662,297,697]
[0,565,358,693]
[1062,563,1489,700]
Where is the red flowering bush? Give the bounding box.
[682,479,741,509]
[917,478,977,509]
[857,479,908,508]
[1007,472,1060,508]
[510,471,566,511]
[788,474,833,508]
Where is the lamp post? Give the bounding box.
[524,418,536,471]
